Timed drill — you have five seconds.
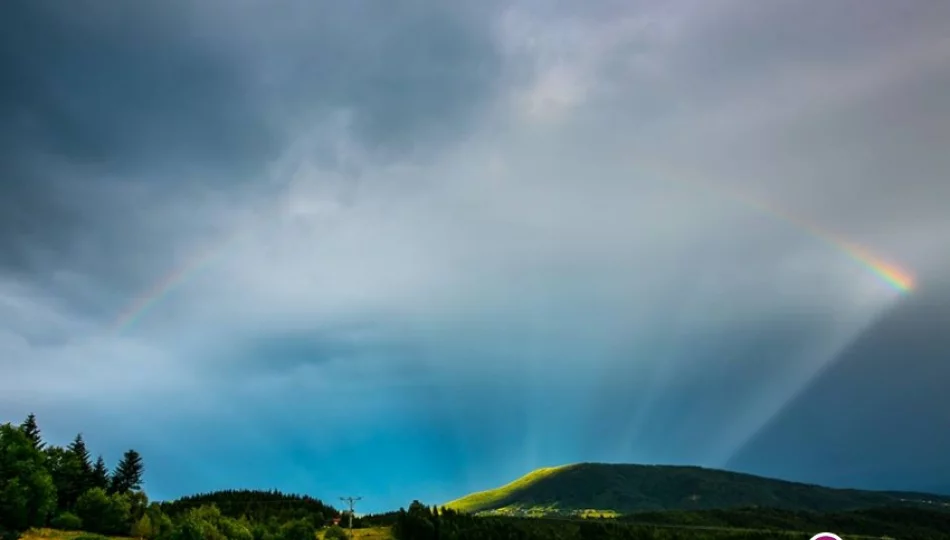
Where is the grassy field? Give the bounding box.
[317,527,393,540]
[19,529,132,540]
[22,528,396,540]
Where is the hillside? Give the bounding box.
[159,489,339,523]
[444,463,950,516]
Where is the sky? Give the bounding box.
[2,0,949,514]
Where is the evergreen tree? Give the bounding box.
[0,423,57,537]
[19,413,45,451]
[110,449,145,494]
[92,455,110,490]
[68,433,94,477]
[66,433,95,506]
[45,444,86,510]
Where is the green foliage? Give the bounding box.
[324,525,348,540]
[278,519,315,540]
[169,515,225,540]
[218,516,254,540]
[111,449,145,495]
[68,434,94,479]
[163,504,260,540]
[132,514,156,538]
[0,422,57,535]
[623,505,950,539]
[46,444,89,510]
[128,490,150,522]
[395,500,950,540]
[19,413,46,452]
[51,511,85,530]
[145,502,175,539]
[75,487,133,535]
[92,456,111,490]
[161,489,337,527]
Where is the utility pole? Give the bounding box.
[339,496,362,535]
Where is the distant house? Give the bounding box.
[331,517,341,526]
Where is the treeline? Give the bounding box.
[1,414,347,540]
[160,489,339,528]
[392,502,779,540]
[622,506,950,539]
[393,501,950,540]
[1,415,146,539]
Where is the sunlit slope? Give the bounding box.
[446,465,574,514]
[444,463,950,516]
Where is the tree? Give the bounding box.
[45,445,83,510]
[92,455,110,490]
[0,423,57,537]
[128,490,150,522]
[131,514,155,539]
[279,519,316,540]
[19,413,45,451]
[50,511,83,530]
[68,434,94,477]
[111,449,145,494]
[68,434,95,499]
[144,503,174,540]
[218,516,253,540]
[75,487,132,535]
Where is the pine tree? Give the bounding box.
[20,413,45,451]
[47,434,94,510]
[68,433,94,476]
[92,455,110,490]
[110,449,144,494]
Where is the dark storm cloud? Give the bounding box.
[0,0,502,279]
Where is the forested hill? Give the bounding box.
[160,489,339,523]
[445,462,950,516]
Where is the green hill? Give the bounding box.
[444,463,950,517]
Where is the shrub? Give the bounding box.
[51,511,84,530]
[324,526,348,540]
[218,517,253,540]
[75,487,132,535]
[131,514,155,538]
[279,519,316,540]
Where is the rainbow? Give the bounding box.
[710,180,916,294]
[111,170,915,333]
[660,163,916,293]
[112,234,240,333]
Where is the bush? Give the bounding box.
[169,516,225,540]
[279,519,316,540]
[131,514,155,538]
[74,535,111,540]
[145,503,175,539]
[324,526,348,540]
[51,511,84,530]
[75,487,132,535]
[218,517,253,540]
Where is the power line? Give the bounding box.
[339,496,362,533]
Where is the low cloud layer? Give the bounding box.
[2,0,949,510]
